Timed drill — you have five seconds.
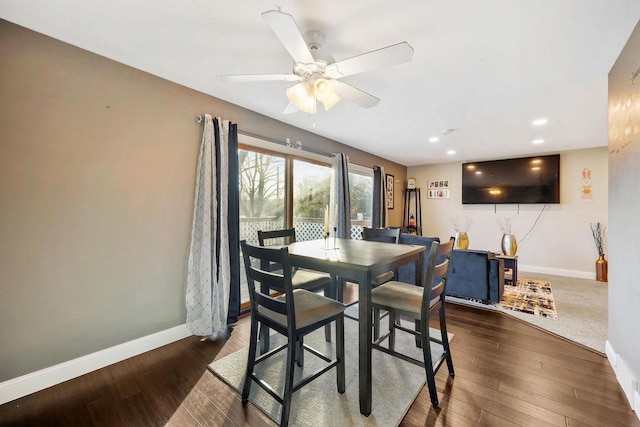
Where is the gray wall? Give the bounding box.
[0,19,406,382]
[608,20,640,387]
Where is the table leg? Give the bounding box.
[358,270,373,416]
[414,254,424,348]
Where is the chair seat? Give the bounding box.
[292,269,332,291]
[372,271,395,287]
[259,289,345,330]
[371,281,438,320]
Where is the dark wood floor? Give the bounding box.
[2,283,638,427]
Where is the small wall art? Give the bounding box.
[386,173,394,209]
[428,179,451,199]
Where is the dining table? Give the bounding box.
[260,237,425,416]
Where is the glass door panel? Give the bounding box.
[292,159,331,241]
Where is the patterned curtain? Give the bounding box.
[185,114,240,338]
[332,153,351,238]
[372,166,388,228]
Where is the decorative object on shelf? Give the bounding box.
[386,174,395,209]
[498,217,518,256]
[427,178,450,199]
[590,222,608,282]
[451,216,472,249]
[407,177,417,190]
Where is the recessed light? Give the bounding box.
[466,165,476,170]
[429,136,439,142]
[532,139,545,144]
[475,171,482,175]
[531,166,541,171]
[532,118,548,126]
[446,150,456,155]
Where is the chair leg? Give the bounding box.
[281,335,297,427]
[296,337,304,367]
[373,308,381,340]
[336,314,345,393]
[415,319,422,348]
[440,306,455,377]
[242,316,259,402]
[388,311,396,351]
[421,322,439,407]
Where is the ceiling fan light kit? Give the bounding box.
[285,78,341,114]
[217,9,414,119]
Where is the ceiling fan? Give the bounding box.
[216,10,414,115]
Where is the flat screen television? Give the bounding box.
[462,154,560,204]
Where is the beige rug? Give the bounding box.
[498,278,558,319]
[209,318,447,426]
[447,272,607,353]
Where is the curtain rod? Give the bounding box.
[195,115,372,170]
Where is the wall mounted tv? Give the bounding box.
[462,154,560,204]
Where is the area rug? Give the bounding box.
[209,318,445,426]
[498,278,558,319]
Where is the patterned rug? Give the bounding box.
[499,278,558,319]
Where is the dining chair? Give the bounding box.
[240,241,345,427]
[361,227,401,338]
[258,228,337,345]
[370,237,455,407]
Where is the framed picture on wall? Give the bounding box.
[428,179,451,198]
[386,174,394,209]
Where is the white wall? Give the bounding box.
[407,147,608,277]
[607,18,640,414]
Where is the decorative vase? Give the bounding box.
[501,233,518,257]
[596,254,608,282]
[454,231,469,250]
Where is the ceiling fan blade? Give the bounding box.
[262,10,315,65]
[282,102,298,114]
[333,80,380,109]
[216,74,301,82]
[324,42,414,79]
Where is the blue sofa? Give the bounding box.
[397,235,504,303]
[447,249,505,303]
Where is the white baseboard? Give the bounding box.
[0,324,191,406]
[519,264,595,280]
[606,340,640,420]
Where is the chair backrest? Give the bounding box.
[257,228,297,246]
[362,227,400,244]
[422,237,455,313]
[241,241,296,326]
[257,228,297,272]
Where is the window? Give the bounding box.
[293,159,332,241]
[238,148,286,247]
[349,171,373,226]
[237,137,373,304]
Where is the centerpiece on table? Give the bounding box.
[590,222,607,282]
[451,216,472,249]
[498,217,518,257]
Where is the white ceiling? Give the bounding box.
[2,1,639,166]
